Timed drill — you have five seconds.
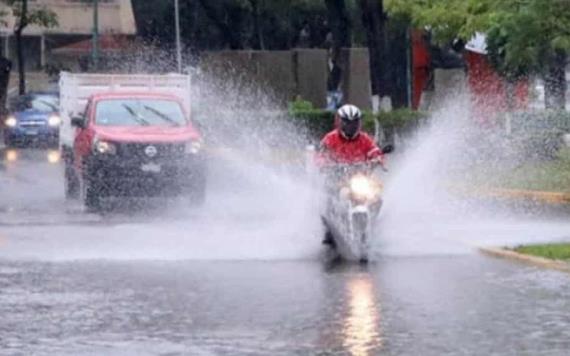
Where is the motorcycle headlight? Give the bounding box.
[48,115,62,127]
[93,139,117,155]
[5,116,17,128]
[185,140,202,154]
[349,175,382,201]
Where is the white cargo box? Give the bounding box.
[59,72,191,148]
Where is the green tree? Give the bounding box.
[386,0,570,110]
[4,0,58,94]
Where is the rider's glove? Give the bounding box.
[372,156,388,171]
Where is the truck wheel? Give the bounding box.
[186,172,206,207]
[83,179,103,212]
[85,183,102,212]
[64,163,80,200]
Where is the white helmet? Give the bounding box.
[336,104,362,139]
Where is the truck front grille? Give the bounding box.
[117,143,186,159]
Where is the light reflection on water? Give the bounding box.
[343,276,382,356]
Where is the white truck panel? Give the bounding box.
[59,72,191,148]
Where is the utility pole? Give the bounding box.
[92,0,99,71]
[174,0,182,73]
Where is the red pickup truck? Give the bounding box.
[60,73,206,211]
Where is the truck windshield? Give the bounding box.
[95,99,187,127]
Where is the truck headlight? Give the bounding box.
[5,116,17,128]
[5,149,17,162]
[94,139,117,155]
[185,140,202,154]
[48,115,62,127]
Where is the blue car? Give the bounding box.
[3,92,60,147]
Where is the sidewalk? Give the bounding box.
[480,247,570,274]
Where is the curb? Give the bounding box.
[476,188,570,204]
[479,247,570,273]
[450,186,570,205]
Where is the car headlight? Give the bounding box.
[5,116,17,128]
[185,140,202,154]
[93,139,117,155]
[48,115,62,127]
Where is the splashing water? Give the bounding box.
[3,60,570,262]
[0,67,325,262]
[376,92,570,258]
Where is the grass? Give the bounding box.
[514,243,570,261]
[496,150,570,192]
[462,148,570,193]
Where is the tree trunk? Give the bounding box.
[544,50,567,110]
[0,57,12,119]
[324,0,351,53]
[358,0,392,111]
[249,0,265,50]
[15,0,28,95]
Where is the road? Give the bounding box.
[1,148,570,355]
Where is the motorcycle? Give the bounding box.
[317,146,392,263]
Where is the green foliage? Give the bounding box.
[385,0,491,43]
[5,0,58,29]
[288,106,334,138]
[386,0,570,81]
[288,97,315,112]
[376,108,426,129]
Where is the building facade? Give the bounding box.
[0,0,136,70]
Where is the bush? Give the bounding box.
[508,110,570,133]
[505,111,570,159]
[288,104,427,140]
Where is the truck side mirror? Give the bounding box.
[382,144,394,154]
[71,116,85,128]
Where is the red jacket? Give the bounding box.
[316,129,384,166]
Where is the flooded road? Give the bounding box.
[2,148,570,355]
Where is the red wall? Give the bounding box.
[464,51,528,124]
[411,30,430,110]
[411,30,529,122]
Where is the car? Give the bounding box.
[3,92,61,148]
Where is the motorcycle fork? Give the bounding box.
[348,203,371,245]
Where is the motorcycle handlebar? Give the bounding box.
[320,161,386,171]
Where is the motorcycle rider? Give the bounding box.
[317,104,386,167]
[316,104,386,246]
